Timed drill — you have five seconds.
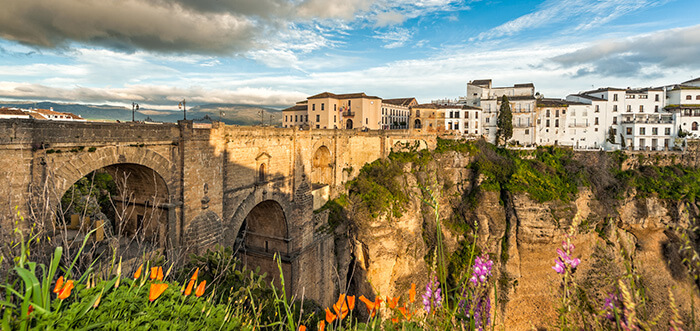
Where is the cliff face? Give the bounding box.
[336,146,700,329]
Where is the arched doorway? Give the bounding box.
[236,200,291,292]
[311,146,332,187]
[414,119,422,129]
[58,163,169,258]
[346,119,353,129]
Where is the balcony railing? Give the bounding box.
[621,116,673,124]
[342,111,355,117]
[568,123,589,128]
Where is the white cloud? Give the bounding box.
[374,28,413,48]
[474,0,666,41]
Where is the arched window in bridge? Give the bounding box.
[693,122,699,131]
[258,163,266,182]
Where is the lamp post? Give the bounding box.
[131,102,139,122]
[178,99,186,120]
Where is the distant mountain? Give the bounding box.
[0,101,284,126]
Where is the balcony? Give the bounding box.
[342,111,355,117]
[568,122,589,128]
[513,123,531,128]
[621,115,673,124]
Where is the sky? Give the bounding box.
[1,0,700,111]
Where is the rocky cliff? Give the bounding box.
[330,140,700,329]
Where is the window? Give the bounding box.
[627,105,631,112]
[546,109,550,117]
[334,104,337,111]
[348,100,352,108]
[334,115,336,122]
[475,113,478,119]
[613,94,618,101]
[687,95,692,100]
[555,109,559,117]
[316,114,320,122]
[626,127,632,135]
[546,119,550,127]
[652,128,658,135]
[639,105,644,112]
[366,118,368,125]
[613,117,617,124]
[454,123,459,130]
[655,94,660,102]
[321,103,325,111]
[612,128,617,135]
[305,115,308,122]
[694,122,699,131]
[555,119,559,127]
[595,105,600,113]
[697,96,700,100]
[595,117,599,125]
[258,163,266,182]
[655,105,659,112]
[613,105,618,112]
[485,117,489,123]
[525,129,529,135]
[285,115,288,122]
[665,128,670,135]
[639,128,645,135]
[312,104,316,111]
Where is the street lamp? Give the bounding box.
[132,102,139,122]
[178,99,186,120]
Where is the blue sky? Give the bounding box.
[1,0,699,112]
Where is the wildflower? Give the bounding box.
[318,321,325,331]
[195,280,206,297]
[462,254,493,330]
[191,267,199,281]
[409,283,416,303]
[27,305,33,316]
[552,240,580,275]
[386,296,399,309]
[53,276,64,293]
[149,283,168,302]
[399,304,412,320]
[422,275,442,313]
[184,279,195,296]
[150,266,164,281]
[332,294,351,320]
[359,295,382,317]
[298,325,306,331]
[325,307,336,323]
[57,280,74,300]
[134,264,143,279]
[391,317,399,323]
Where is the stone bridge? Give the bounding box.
[0,119,435,305]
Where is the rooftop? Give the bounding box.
[413,103,481,110]
[307,92,381,100]
[282,104,308,112]
[382,98,417,107]
[0,108,28,116]
[469,79,492,87]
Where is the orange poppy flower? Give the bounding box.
[134,264,143,279]
[53,276,64,294]
[149,283,168,302]
[346,295,355,310]
[191,267,199,281]
[184,279,195,296]
[399,305,412,320]
[360,295,381,317]
[391,317,399,323]
[409,283,416,303]
[150,267,164,281]
[325,307,336,323]
[57,280,74,300]
[195,280,206,297]
[318,321,325,331]
[332,296,349,320]
[386,296,399,309]
[298,325,306,331]
[27,305,33,315]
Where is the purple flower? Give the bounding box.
[552,237,580,275]
[422,275,442,313]
[460,254,494,330]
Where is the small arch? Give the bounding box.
[414,119,422,129]
[693,122,698,131]
[346,119,353,129]
[258,163,266,182]
[312,146,332,187]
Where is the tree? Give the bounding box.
[606,127,616,144]
[496,95,513,146]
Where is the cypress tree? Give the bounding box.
[496,95,513,146]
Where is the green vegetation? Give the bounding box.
[496,95,513,146]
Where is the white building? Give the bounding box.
[463,80,537,145]
[664,77,700,139]
[381,98,417,130]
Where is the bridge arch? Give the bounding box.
[230,195,292,292]
[45,146,174,249]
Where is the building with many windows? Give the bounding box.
[664,77,700,138]
[282,92,415,130]
[410,103,482,135]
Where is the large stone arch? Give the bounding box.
[227,191,293,292]
[43,146,175,249]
